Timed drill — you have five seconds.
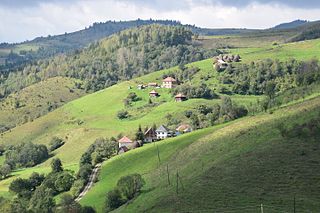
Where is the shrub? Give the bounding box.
[70,179,85,198]
[117,110,129,119]
[117,173,145,200]
[105,189,124,211]
[51,158,63,173]
[54,172,75,193]
[49,137,64,152]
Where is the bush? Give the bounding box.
[77,164,93,182]
[105,174,145,211]
[54,172,75,193]
[117,173,145,200]
[117,110,129,119]
[105,189,124,211]
[70,179,85,198]
[49,137,64,152]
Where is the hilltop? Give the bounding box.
[272,19,309,29]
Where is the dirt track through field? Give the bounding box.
[75,163,102,202]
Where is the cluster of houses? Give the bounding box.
[136,76,187,102]
[118,124,193,153]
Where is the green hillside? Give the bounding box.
[228,38,320,62]
[0,58,258,195]
[0,77,86,133]
[81,96,320,212]
[0,34,319,211]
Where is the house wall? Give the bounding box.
[156,131,168,139]
[119,142,131,148]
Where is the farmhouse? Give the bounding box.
[217,59,228,70]
[118,136,133,149]
[144,127,157,142]
[175,93,187,102]
[149,90,159,97]
[162,77,177,89]
[156,125,174,139]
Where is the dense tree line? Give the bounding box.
[1,158,94,213]
[218,58,320,96]
[0,25,219,98]
[182,96,248,129]
[4,142,49,169]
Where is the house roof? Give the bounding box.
[156,125,170,132]
[148,82,158,86]
[175,93,187,98]
[176,124,192,132]
[163,77,176,82]
[118,136,133,143]
[149,90,158,94]
[144,127,155,135]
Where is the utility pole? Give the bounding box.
[176,171,179,194]
[156,145,161,163]
[166,164,170,186]
[293,195,296,213]
[260,204,264,213]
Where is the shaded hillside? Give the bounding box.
[290,21,320,42]
[80,97,320,212]
[0,25,219,97]
[0,77,86,133]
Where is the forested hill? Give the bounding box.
[0,24,219,97]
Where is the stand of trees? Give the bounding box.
[2,158,95,213]
[219,58,320,96]
[105,174,145,211]
[4,142,49,169]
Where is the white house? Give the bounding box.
[156,125,174,140]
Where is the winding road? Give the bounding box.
[75,163,102,202]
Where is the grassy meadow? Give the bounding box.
[81,96,320,212]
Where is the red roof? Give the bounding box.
[149,90,158,94]
[163,77,176,82]
[175,93,186,98]
[118,136,133,143]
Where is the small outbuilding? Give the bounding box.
[149,90,159,97]
[175,93,187,102]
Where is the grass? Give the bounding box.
[81,96,320,212]
[0,76,86,132]
[0,59,259,197]
[228,38,320,62]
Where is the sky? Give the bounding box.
[0,0,320,43]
